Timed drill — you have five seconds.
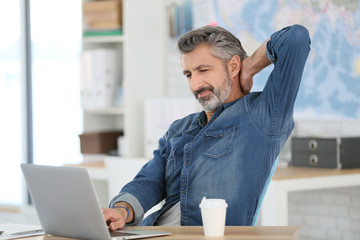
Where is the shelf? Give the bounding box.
[82,35,125,44]
[81,0,167,157]
[84,107,124,115]
[66,160,107,180]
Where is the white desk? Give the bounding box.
[67,161,108,180]
[66,161,110,206]
[69,160,360,226]
[260,166,360,226]
[66,157,149,207]
[67,157,147,181]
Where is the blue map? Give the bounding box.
[193,0,360,119]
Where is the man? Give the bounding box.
[103,24,310,229]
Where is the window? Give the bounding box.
[0,0,82,206]
[31,0,82,166]
[0,0,22,206]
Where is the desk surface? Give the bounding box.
[261,166,360,226]
[272,166,360,180]
[70,161,360,181]
[66,161,105,168]
[19,226,300,240]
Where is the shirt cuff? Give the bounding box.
[109,192,144,226]
[266,40,277,64]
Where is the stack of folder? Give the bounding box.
[80,48,122,110]
[83,0,123,36]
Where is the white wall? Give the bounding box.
[289,186,360,240]
[280,119,360,240]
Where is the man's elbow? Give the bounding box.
[291,24,311,51]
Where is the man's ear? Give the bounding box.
[227,55,241,78]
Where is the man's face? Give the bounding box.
[181,45,232,112]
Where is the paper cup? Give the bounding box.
[199,197,228,237]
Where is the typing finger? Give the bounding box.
[109,219,125,231]
[103,208,126,231]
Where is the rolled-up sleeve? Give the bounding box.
[248,24,311,136]
[109,193,144,226]
[108,130,171,225]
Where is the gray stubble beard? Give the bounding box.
[196,71,232,112]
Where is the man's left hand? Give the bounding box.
[239,57,253,95]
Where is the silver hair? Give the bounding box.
[177,25,248,65]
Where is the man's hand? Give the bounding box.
[102,202,134,231]
[102,207,127,231]
[239,57,253,95]
[239,39,272,95]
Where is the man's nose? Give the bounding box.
[190,74,204,92]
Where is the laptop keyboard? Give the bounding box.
[110,231,138,237]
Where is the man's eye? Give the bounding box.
[186,74,191,79]
[199,69,208,72]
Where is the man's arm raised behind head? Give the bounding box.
[245,25,311,136]
[239,39,271,95]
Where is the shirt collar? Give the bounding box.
[223,97,240,109]
[196,97,241,127]
[196,111,207,127]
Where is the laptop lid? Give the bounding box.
[20,164,170,240]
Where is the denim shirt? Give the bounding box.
[110,24,311,226]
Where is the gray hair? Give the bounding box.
[177,25,248,65]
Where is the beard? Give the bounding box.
[194,71,232,112]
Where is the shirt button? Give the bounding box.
[181,190,186,194]
[185,161,189,165]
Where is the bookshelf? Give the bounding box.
[81,0,167,158]
[82,35,125,44]
[84,107,125,115]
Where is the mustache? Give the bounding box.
[193,87,214,98]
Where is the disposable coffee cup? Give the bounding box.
[199,197,228,237]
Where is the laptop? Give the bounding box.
[20,164,170,240]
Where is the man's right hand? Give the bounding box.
[102,207,127,231]
[102,202,134,231]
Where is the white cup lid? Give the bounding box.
[199,197,228,208]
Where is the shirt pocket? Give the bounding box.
[204,125,236,159]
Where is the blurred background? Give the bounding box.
[0,0,359,239]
